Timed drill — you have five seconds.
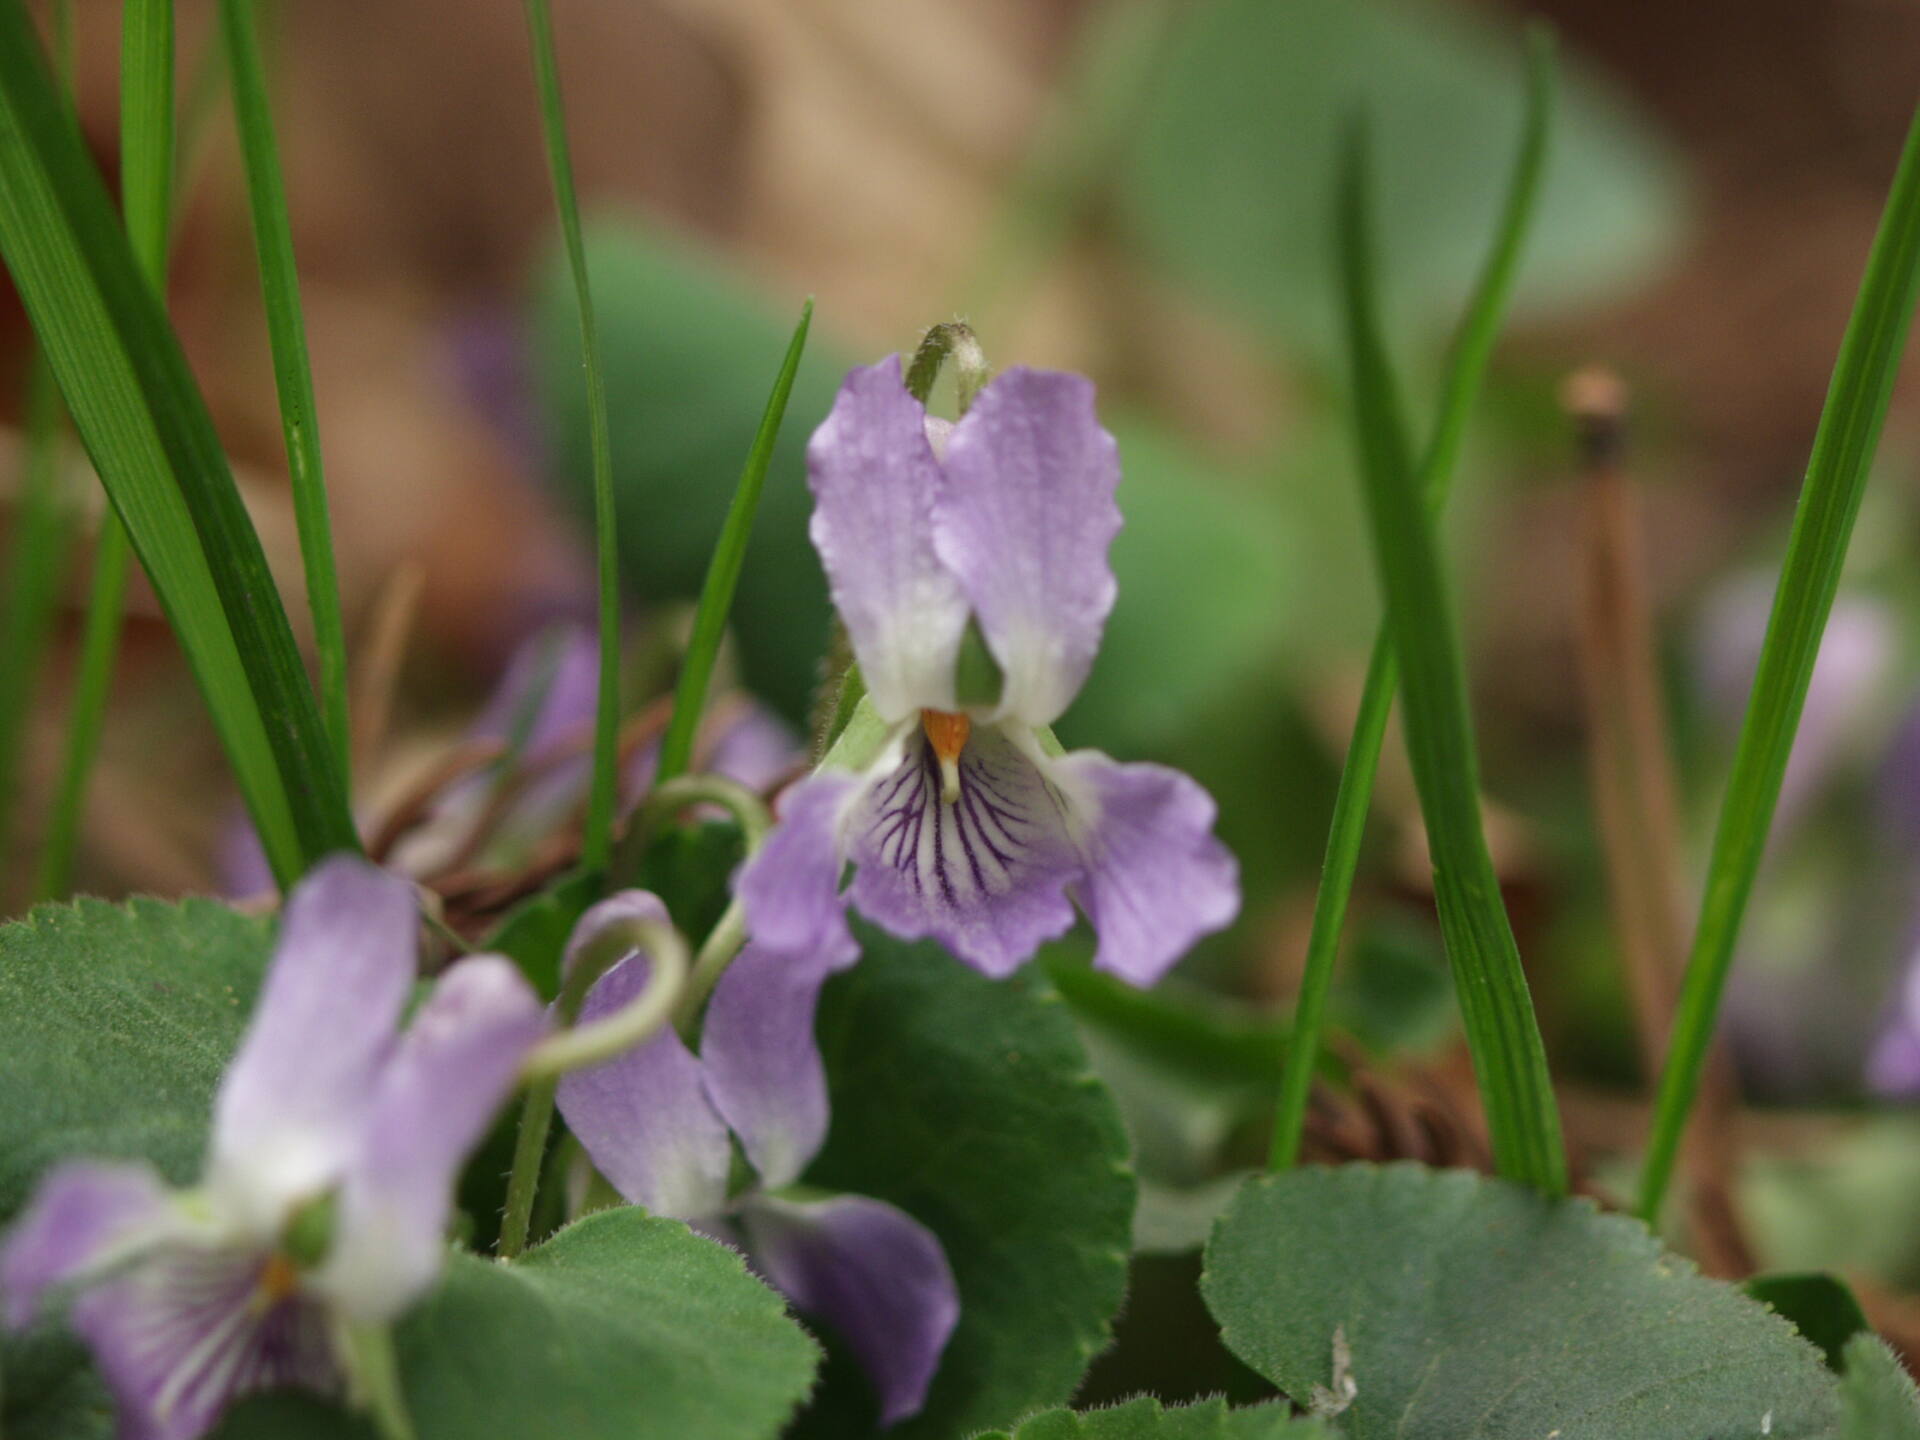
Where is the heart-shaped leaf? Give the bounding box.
[971,1395,1328,1439]
[219,1209,820,1440]
[1202,1164,1841,1438]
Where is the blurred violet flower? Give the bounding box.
[738,357,1238,986]
[1867,705,1920,1098]
[3,858,547,1440]
[220,625,803,895]
[1694,577,1893,835]
[556,892,957,1427]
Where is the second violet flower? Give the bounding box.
[739,356,1239,986]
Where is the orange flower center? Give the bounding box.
[258,1252,301,1305]
[920,710,970,803]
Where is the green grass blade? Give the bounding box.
[523,0,619,871]
[1335,120,1566,1194]
[1638,109,1920,1223]
[0,358,75,872]
[1270,30,1555,1169]
[0,0,356,885]
[221,0,350,783]
[36,518,130,900]
[122,0,171,271]
[35,0,170,900]
[654,299,814,787]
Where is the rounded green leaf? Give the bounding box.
[0,897,269,1219]
[974,1396,1326,1439]
[792,930,1135,1438]
[1118,0,1683,353]
[1202,1164,1842,1438]
[219,1209,820,1440]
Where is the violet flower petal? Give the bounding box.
[319,956,548,1323]
[847,725,1078,978]
[2,1161,174,1329]
[699,937,858,1192]
[1696,580,1892,834]
[1047,749,1239,987]
[737,769,861,961]
[468,623,602,767]
[1868,1024,1920,1097]
[208,856,418,1235]
[556,946,731,1221]
[807,358,970,722]
[737,1193,958,1428]
[705,705,805,793]
[932,368,1121,729]
[73,1243,335,1440]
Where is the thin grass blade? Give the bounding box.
[1638,109,1920,1222]
[36,519,130,900]
[0,358,75,874]
[1335,120,1566,1194]
[1270,29,1556,1169]
[0,0,356,885]
[221,0,350,782]
[654,299,814,787]
[522,0,620,872]
[32,0,173,900]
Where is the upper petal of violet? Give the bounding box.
[807,357,970,722]
[318,955,548,1323]
[208,856,420,1237]
[932,368,1121,728]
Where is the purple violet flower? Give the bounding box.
[737,357,1239,986]
[556,892,958,1427]
[2,857,548,1440]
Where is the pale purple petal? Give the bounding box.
[3,1161,173,1329]
[1869,934,1920,1098]
[1869,1025,1920,1097]
[319,956,548,1322]
[707,704,805,793]
[932,368,1121,728]
[847,725,1078,977]
[699,937,858,1192]
[469,623,601,766]
[807,358,970,721]
[73,1243,335,1440]
[556,946,732,1221]
[1696,581,1892,833]
[209,856,418,1234]
[737,1193,958,1427]
[738,770,861,962]
[216,812,275,901]
[623,702,803,807]
[1046,748,1238,987]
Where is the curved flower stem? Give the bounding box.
[520,920,689,1081]
[674,897,749,1033]
[612,773,772,889]
[498,915,689,1258]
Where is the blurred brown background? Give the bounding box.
[5,0,1920,911]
